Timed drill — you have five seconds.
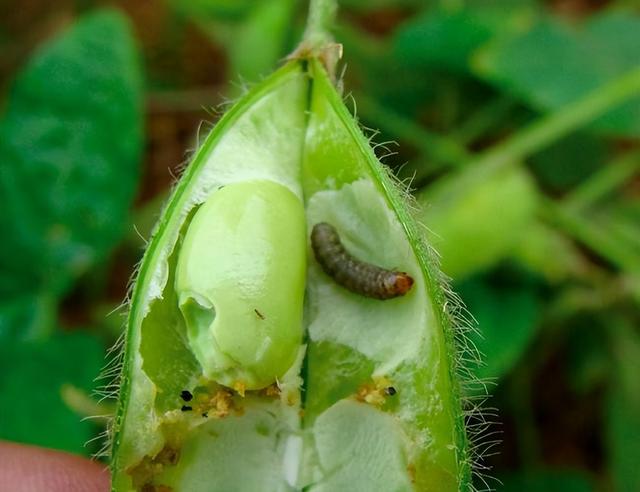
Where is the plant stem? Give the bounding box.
[431,66,640,196]
[564,150,640,211]
[303,0,338,48]
[451,96,517,145]
[475,66,640,172]
[540,196,640,273]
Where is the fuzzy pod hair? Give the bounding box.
[106,53,489,492]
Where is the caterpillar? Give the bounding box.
[310,222,414,300]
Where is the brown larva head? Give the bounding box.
[394,273,414,295]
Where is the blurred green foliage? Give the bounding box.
[0,9,142,453]
[0,11,143,300]
[500,469,595,492]
[0,331,105,454]
[0,1,638,491]
[419,166,538,277]
[475,11,640,136]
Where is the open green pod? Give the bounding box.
[110,52,476,492]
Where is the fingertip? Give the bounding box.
[0,440,110,492]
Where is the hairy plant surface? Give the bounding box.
[110,41,475,492]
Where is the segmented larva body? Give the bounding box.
[311,222,414,300]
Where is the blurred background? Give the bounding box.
[0,1,639,491]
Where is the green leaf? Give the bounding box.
[457,272,540,384]
[393,9,497,73]
[498,469,595,492]
[0,9,143,297]
[528,132,607,192]
[474,11,640,136]
[606,324,640,492]
[0,331,106,455]
[607,386,640,492]
[566,323,609,395]
[0,292,56,342]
